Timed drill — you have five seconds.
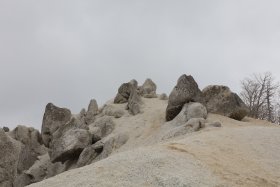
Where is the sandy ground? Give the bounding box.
[28,98,280,187]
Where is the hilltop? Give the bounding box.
[1,75,279,187]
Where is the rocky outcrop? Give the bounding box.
[139,78,157,98]
[93,133,129,161]
[114,83,134,104]
[127,88,142,115]
[41,103,71,147]
[202,85,248,120]
[85,99,99,124]
[13,153,65,187]
[9,125,48,174]
[25,154,64,183]
[49,117,91,163]
[89,116,115,139]
[0,129,21,187]
[76,143,102,167]
[166,75,203,121]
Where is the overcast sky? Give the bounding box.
[1,0,280,130]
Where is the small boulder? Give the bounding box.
[202,85,248,120]
[24,154,65,183]
[76,143,102,167]
[41,103,72,147]
[114,82,134,104]
[139,78,157,98]
[3,126,9,132]
[94,133,129,161]
[163,118,206,140]
[159,93,168,100]
[85,99,99,124]
[166,74,203,121]
[169,102,207,126]
[89,116,115,139]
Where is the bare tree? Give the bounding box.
[240,72,279,123]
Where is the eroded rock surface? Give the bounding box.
[202,85,248,120]
[139,78,157,98]
[0,129,21,187]
[166,74,203,121]
[85,99,99,124]
[41,103,71,147]
[49,117,91,163]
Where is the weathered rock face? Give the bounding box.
[166,75,203,121]
[85,99,99,124]
[129,79,138,88]
[76,144,101,167]
[163,118,206,140]
[103,105,125,118]
[0,129,21,187]
[13,173,32,187]
[49,117,91,163]
[41,103,72,147]
[13,153,66,187]
[25,154,65,183]
[9,125,48,174]
[202,85,248,120]
[114,83,134,104]
[168,102,207,126]
[94,133,129,161]
[89,116,115,139]
[139,78,157,98]
[127,88,142,115]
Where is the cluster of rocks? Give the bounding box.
[0,100,130,187]
[166,74,248,122]
[0,75,248,187]
[161,74,248,139]
[113,78,167,115]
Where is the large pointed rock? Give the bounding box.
[166,74,203,121]
[41,103,71,147]
[202,85,248,120]
[85,99,99,124]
